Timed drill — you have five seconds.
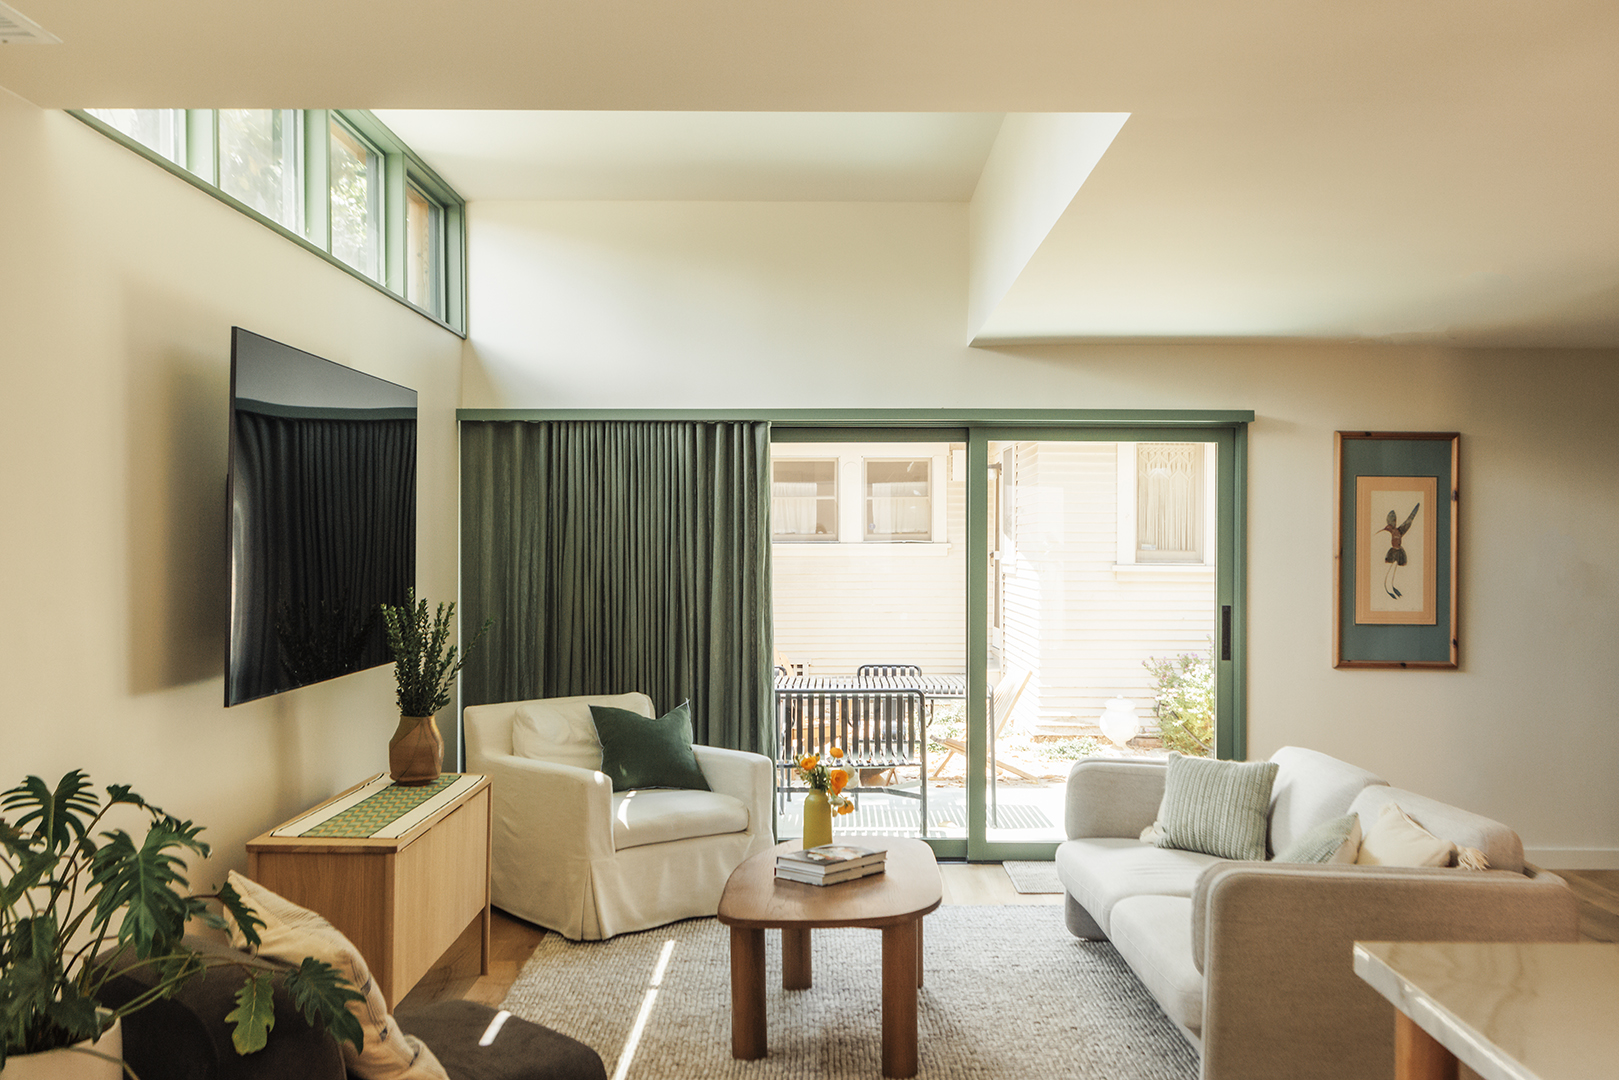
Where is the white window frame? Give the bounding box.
[770,443,952,552]
[771,457,839,542]
[1116,442,1218,568]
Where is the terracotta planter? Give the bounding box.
[3,1017,122,1080]
[802,789,834,849]
[388,715,443,785]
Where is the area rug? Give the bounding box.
[1001,861,1064,894]
[500,906,1197,1080]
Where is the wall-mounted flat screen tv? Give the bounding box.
[226,328,417,706]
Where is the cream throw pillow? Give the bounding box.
[1355,803,1455,868]
[226,871,448,1080]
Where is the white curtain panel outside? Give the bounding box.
[869,483,929,536]
[771,481,819,535]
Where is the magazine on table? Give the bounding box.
[775,861,886,887]
[777,844,886,872]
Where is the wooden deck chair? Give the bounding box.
[930,669,1035,780]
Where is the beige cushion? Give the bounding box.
[609,789,749,850]
[1055,837,1225,936]
[1355,803,1454,867]
[1349,785,1524,873]
[511,692,654,772]
[226,872,447,1080]
[1109,895,1204,1037]
[1266,747,1387,857]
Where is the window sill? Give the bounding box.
[773,542,953,557]
[1112,562,1216,581]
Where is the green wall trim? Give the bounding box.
[68,108,466,339]
[456,408,1255,426]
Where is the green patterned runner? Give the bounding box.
[302,775,461,837]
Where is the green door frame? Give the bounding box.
[964,425,1244,862]
[456,408,1252,863]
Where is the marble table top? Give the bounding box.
[1353,940,1619,1080]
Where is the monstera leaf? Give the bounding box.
[0,772,363,1059]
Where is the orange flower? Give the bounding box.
[829,746,845,759]
[836,803,855,815]
[829,768,849,794]
[800,754,819,772]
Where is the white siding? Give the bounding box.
[999,442,1216,737]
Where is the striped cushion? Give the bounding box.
[1154,752,1279,862]
[1275,813,1362,863]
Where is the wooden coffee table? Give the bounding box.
[717,836,941,1079]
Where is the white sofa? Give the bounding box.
[464,692,775,941]
[1057,747,1581,1080]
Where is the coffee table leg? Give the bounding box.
[783,926,812,989]
[881,919,920,1078]
[916,917,924,988]
[730,926,767,1059]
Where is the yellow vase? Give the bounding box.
[802,789,834,849]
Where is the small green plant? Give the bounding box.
[0,771,364,1069]
[1143,648,1215,755]
[379,590,491,717]
[1035,736,1103,761]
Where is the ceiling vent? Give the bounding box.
[0,2,60,44]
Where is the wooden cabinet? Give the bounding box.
[246,774,492,1007]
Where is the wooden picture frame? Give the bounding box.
[1334,432,1459,669]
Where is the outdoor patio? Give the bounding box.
[775,777,1071,843]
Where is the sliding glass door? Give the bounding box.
[966,427,1240,860]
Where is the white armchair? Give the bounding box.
[463,692,775,941]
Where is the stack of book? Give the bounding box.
[775,843,887,886]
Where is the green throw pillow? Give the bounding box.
[1275,813,1361,864]
[589,700,711,793]
[1154,751,1279,862]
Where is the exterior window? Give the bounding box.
[218,109,302,231]
[405,184,443,316]
[85,109,185,165]
[74,108,465,333]
[772,460,837,541]
[330,119,382,281]
[1136,443,1204,562]
[865,459,931,541]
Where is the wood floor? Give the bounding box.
[399,865,1618,1011]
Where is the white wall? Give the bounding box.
[0,91,463,889]
[465,197,1619,867]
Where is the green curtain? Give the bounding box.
[460,420,774,754]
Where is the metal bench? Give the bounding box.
[776,686,928,821]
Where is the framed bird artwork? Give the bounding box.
[1334,432,1459,669]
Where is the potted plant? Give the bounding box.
[379,590,490,785]
[0,771,363,1077]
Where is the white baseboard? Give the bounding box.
[1523,847,1619,870]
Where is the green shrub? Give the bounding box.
[1143,649,1215,755]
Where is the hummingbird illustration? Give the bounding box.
[1377,504,1420,599]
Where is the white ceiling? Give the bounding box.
[371,112,1004,202]
[3,0,1616,346]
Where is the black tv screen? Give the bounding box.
[226,328,417,706]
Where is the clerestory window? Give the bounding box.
[78,108,465,334]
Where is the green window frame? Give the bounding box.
[74,108,466,336]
